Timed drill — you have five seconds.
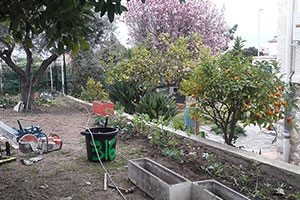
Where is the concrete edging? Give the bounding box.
[66,95,300,187]
[128,158,192,200]
[192,179,250,200]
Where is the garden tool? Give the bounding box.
[13,118,42,138]
[18,133,63,154]
[18,134,39,153]
[12,119,62,153]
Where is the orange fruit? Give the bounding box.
[191,94,195,98]
[234,77,239,80]
[287,118,291,123]
[198,78,202,81]
[244,104,248,108]
[270,94,274,98]
[268,126,272,130]
[281,116,284,119]
[266,111,272,115]
[256,113,260,117]
[249,71,253,75]
[190,103,195,107]
[205,96,208,100]
[225,69,231,73]
[278,86,283,90]
[275,92,280,97]
[281,101,287,106]
[274,102,279,106]
[196,88,200,92]
[191,117,195,120]
[275,110,279,114]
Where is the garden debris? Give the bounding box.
[0,141,16,165]
[0,140,11,155]
[60,197,73,200]
[274,188,285,196]
[0,121,20,149]
[0,156,16,165]
[108,184,135,194]
[39,184,49,189]
[13,101,24,112]
[21,156,43,166]
[188,151,197,156]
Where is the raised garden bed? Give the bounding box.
[192,180,250,200]
[128,157,191,200]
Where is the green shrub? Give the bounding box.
[135,92,180,120]
[108,79,150,114]
[171,112,187,131]
[0,97,18,106]
[3,68,20,95]
[80,77,108,103]
[3,64,50,95]
[94,113,135,135]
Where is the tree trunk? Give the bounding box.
[226,120,238,146]
[222,125,231,145]
[20,76,36,110]
[224,135,233,146]
[0,42,60,111]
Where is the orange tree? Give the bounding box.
[180,39,295,146]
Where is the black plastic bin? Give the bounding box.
[81,127,118,162]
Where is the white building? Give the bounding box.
[277,0,300,83]
[265,36,278,56]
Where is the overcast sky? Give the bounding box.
[213,0,278,48]
[116,0,279,49]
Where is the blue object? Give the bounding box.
[184,106,195,129]
[12,118,44,139]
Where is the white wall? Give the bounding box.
[278,0,300,83]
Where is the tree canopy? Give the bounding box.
[181,39,288,145]
[0,0,186,54]
[108,33,211,89]
[124,0,230,53]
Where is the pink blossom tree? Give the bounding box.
[124,0,230,53]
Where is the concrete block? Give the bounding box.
[128,158,192,200]
[192,180,250,200]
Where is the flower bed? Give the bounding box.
[96,109,300,200]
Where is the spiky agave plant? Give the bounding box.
[135,92,180,120]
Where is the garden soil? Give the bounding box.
[0,97,299,200]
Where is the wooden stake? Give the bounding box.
[104,173,107,190]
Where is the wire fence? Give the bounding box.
[0,64,68,96]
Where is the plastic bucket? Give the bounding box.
[81,127,118,162]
